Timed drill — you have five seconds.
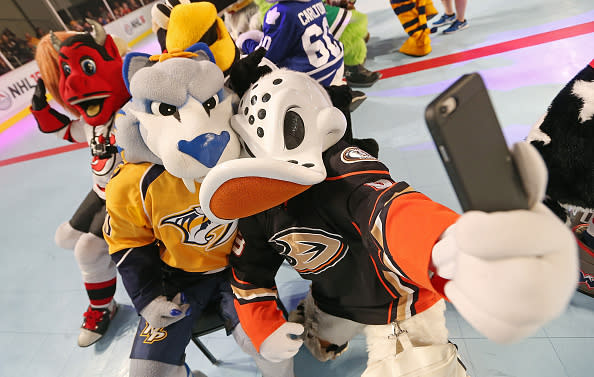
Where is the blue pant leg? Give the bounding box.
[129,278,220,365]
[215,275,240,335]
[129,314,193,365]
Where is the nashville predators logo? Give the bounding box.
[270,227,348,274]
[160,205,237,250]
[139,322,168,344]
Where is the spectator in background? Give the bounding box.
[25,32,40,49]
[121,2,132,14]
[98,6,115,22]
[0,30,34,67]
[127,0,140,10]
[431,0,468,34]
[69,19,85,31]
[0,58,10,74]
[35,26,45,38]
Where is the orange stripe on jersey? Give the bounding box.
[232,268,253,286]
[233,300,286,351]
[387,300,394,324]
[351,221,361,236]
[303,243,346,273]
[325,170,390,181]
[384,192,459,294]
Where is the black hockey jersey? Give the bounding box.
[230,140,460,350]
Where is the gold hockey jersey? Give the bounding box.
[104,162,237,273]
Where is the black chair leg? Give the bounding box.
[191,337,220,365]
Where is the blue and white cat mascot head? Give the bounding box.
[116,42,241,192]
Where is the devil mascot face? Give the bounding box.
[50,20,130,126]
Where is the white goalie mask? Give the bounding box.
[200,69,347,223]
[233,69,346,181]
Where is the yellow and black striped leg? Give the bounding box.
[421,0,439,21]
[390,0,432,56]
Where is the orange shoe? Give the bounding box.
[399,29,431,57]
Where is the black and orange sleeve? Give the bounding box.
[229,215,288,351]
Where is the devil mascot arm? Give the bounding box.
[31,22,130,348]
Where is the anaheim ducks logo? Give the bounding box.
[270,227,348,274]
[160,205,237,250]
[340,146,377,164]
[139,322,167,344]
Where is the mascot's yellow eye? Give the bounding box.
[202,96,219,116]
[150,101,180,121]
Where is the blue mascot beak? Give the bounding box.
[178,131,230,168]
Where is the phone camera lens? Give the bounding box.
[439,97,457,116]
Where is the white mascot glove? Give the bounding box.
[140,293,191,329]
[259,322,304,362]
[432,142,578,343]
[235,30,264,52]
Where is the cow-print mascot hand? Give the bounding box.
[229,47,273,98]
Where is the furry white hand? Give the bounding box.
[140,293,191,329]
[432,143,578,343]
[236,30,264,51]
[259,322,304,362]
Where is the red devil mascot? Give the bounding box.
[31,20,130,347]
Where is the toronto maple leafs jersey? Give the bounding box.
[104,162,238,311]
[230,140,460,350]
[242,0,344,86]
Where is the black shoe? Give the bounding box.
[78,301,118,347]
[349,90,367,112]
[344,64,381,88]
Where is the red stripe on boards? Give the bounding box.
[0,142,88,168]
[0,21,592,167]
[378,21,594,79]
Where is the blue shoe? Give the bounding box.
[432,13,456,27]
[443,19,469,34]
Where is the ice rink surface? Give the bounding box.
[1,1,593,376]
